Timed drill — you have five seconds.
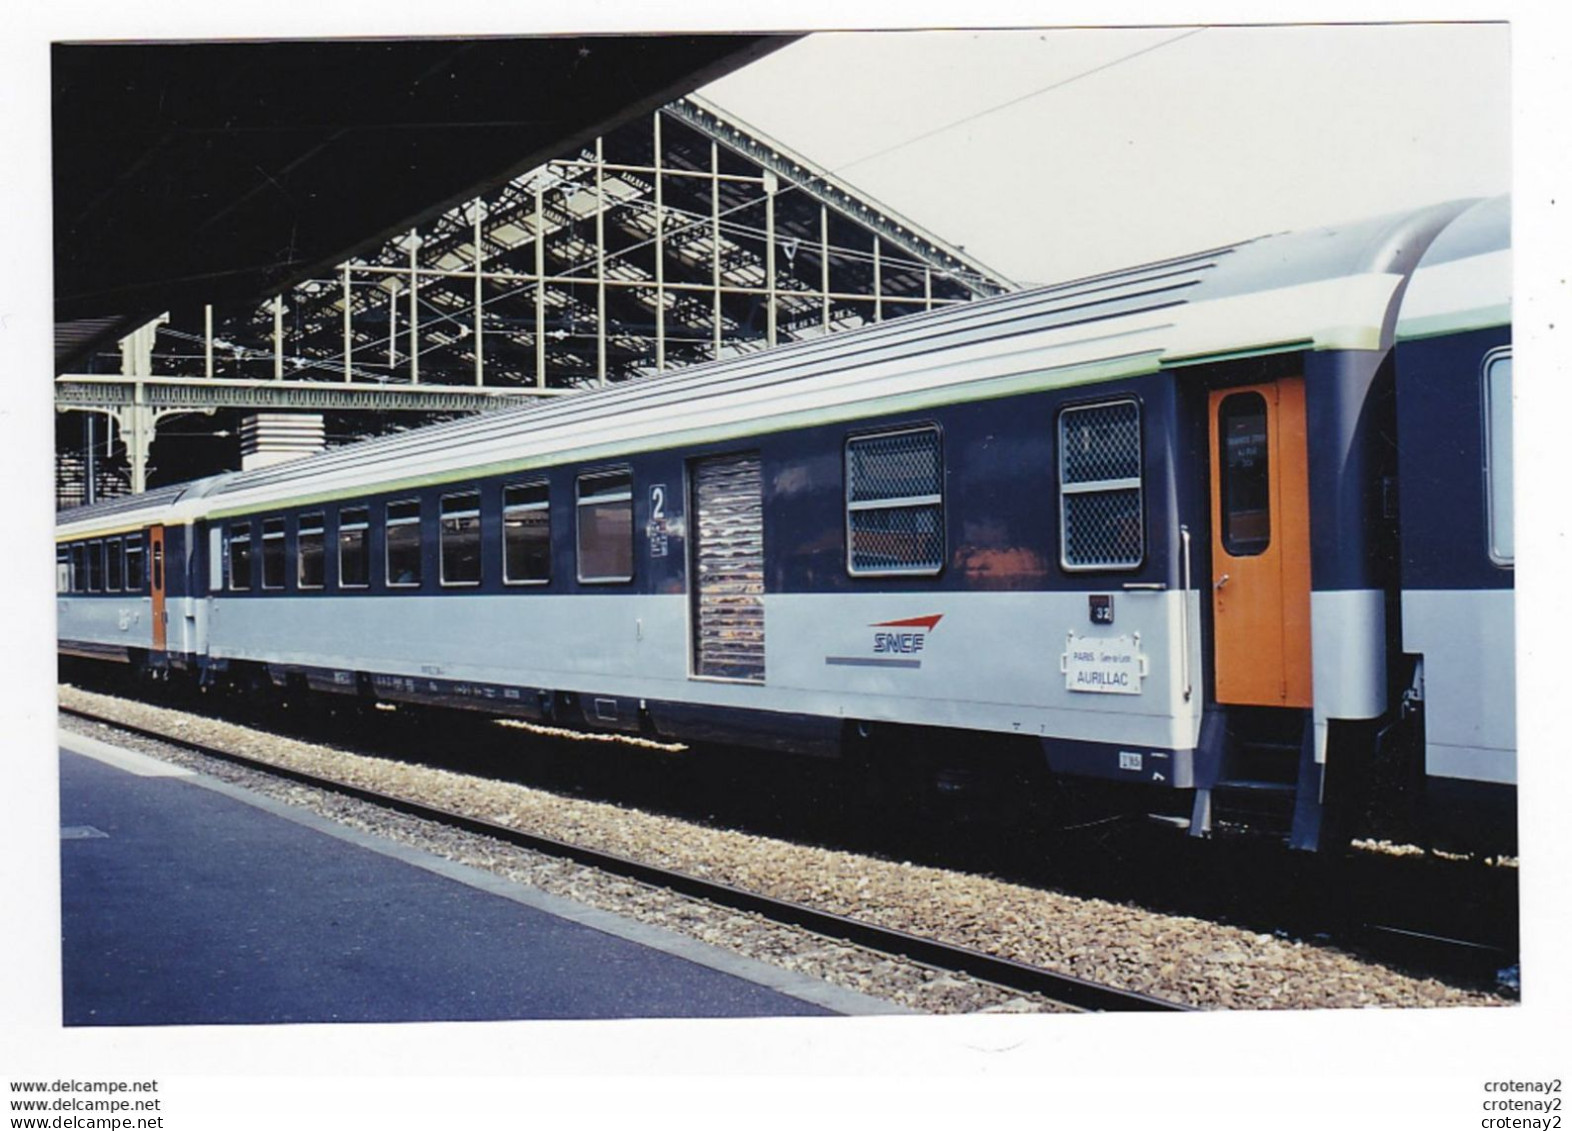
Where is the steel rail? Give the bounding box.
[61,705,1191,1014]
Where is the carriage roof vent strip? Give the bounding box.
[209,255,1235,501]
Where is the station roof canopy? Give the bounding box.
[53,34,792,369]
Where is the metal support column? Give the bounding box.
[204,305,214,379]
[408,232,421,385]
[123,384,155,495]
[712,140,722,360]
[272,295,284,380]
[654,110,666,374]
[387,285,397,369]
[873,235,882,323]
[342,265,353,382]
[83,414,96,505]
[535,179,547,389]
[821,203,831,331]
[108,316,179,494]
[765,170,778,348]
[596,137,607,386]
[473,200,485,386]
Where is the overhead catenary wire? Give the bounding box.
[834,27,1208,174]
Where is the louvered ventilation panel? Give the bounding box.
[690,453,765,682]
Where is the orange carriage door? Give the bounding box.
[149,525,167,652]
[1208,379,1313,707]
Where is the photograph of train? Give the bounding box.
[55,193,1515,857]
[18,13,1557,1126]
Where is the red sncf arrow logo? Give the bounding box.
[869,614,943,632]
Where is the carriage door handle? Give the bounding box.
[1213,574,1230,591]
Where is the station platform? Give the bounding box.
[58,734,906,1025]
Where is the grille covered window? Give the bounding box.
[1059,400,1144,570]
[845,426,944,575]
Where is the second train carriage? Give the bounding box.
[56,196,1516,854]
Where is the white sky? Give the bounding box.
[700,25,1511,285]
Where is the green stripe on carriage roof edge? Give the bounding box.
[1161,323,1392,368]
[1159,338,1313,368]
[204,354,1162,519]
[1396,304,1512,343]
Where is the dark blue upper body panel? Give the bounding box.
[1395,325,1514,592]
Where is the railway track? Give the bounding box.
[60,703,1191,1015]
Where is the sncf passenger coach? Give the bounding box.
[57,197,1515,854]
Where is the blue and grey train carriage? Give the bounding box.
[56,478,223,673]
[55,196,1515,854]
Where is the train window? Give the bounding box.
[503,482,551,585]
[124,533,145,592]
[845,427,944,575]
[56,546,70,594]
[386,499,423,587]
[69,543,85,593]
[260,518,286,590]
[576,470,633,583]
[297,514,325,589]
[227,523,253,591]
[105,537,123,592]
[1218,392,1271,556]
[86,540,104,592]
[1484,350,1513,566]
[338,507,369,588]
[1059,400,1144,570]
[440,490,482,586]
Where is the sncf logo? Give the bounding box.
[870,614,943,655]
